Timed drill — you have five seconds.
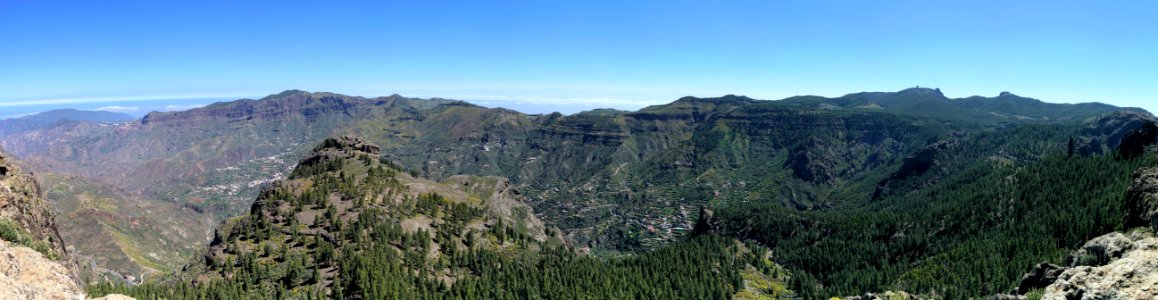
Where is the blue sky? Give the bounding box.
[1,0,1155,117]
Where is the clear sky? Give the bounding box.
[1,0,1155,117]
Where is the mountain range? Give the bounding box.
[1,87,1156,298]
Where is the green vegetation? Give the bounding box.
[89,137,785,299]
[89,235,770,299]
[1025,289,1044,300]
[713,143,1158,298]
[0,218,57,259]
[13,90,1146,298]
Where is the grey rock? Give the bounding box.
[1126,168,1158,232]
[1067,232,1134,267]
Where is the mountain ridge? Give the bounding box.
[0,109,134,136]
[0,87,1150,288]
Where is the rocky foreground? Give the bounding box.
[0,240,135,300]
[2,148,133,300]
[1010,167,1158,299]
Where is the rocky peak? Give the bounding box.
[311,136,380,156]
[897,87,945,98]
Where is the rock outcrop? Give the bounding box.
[0,240,136,300]
[1042,232,1158,299]
[0,240,84,299]
[1066,232,1134,267]
[1115,121,1158,159]
[0,149,67,259]
[1126,168,1158,231]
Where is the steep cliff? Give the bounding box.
[0,147,66,259]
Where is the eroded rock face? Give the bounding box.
[1126,168,1158,231]
[1042,234,1158,300]
[0,150,67,258]
[0,240,83,300]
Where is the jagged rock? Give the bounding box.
[1066,232,1134,267]
[691,207,717,235]
[0,240,83,300]
[1126,168,1158,232]
[1016,263,1065,294]
[1042,235,1158,299]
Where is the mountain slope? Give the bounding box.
[90,137,787,299]
[42,173,207,281]
[704,114,1158,298]
[0,88,1144,276]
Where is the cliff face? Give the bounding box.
[0,148,66,259]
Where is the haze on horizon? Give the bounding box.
[1,0,1155,116]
